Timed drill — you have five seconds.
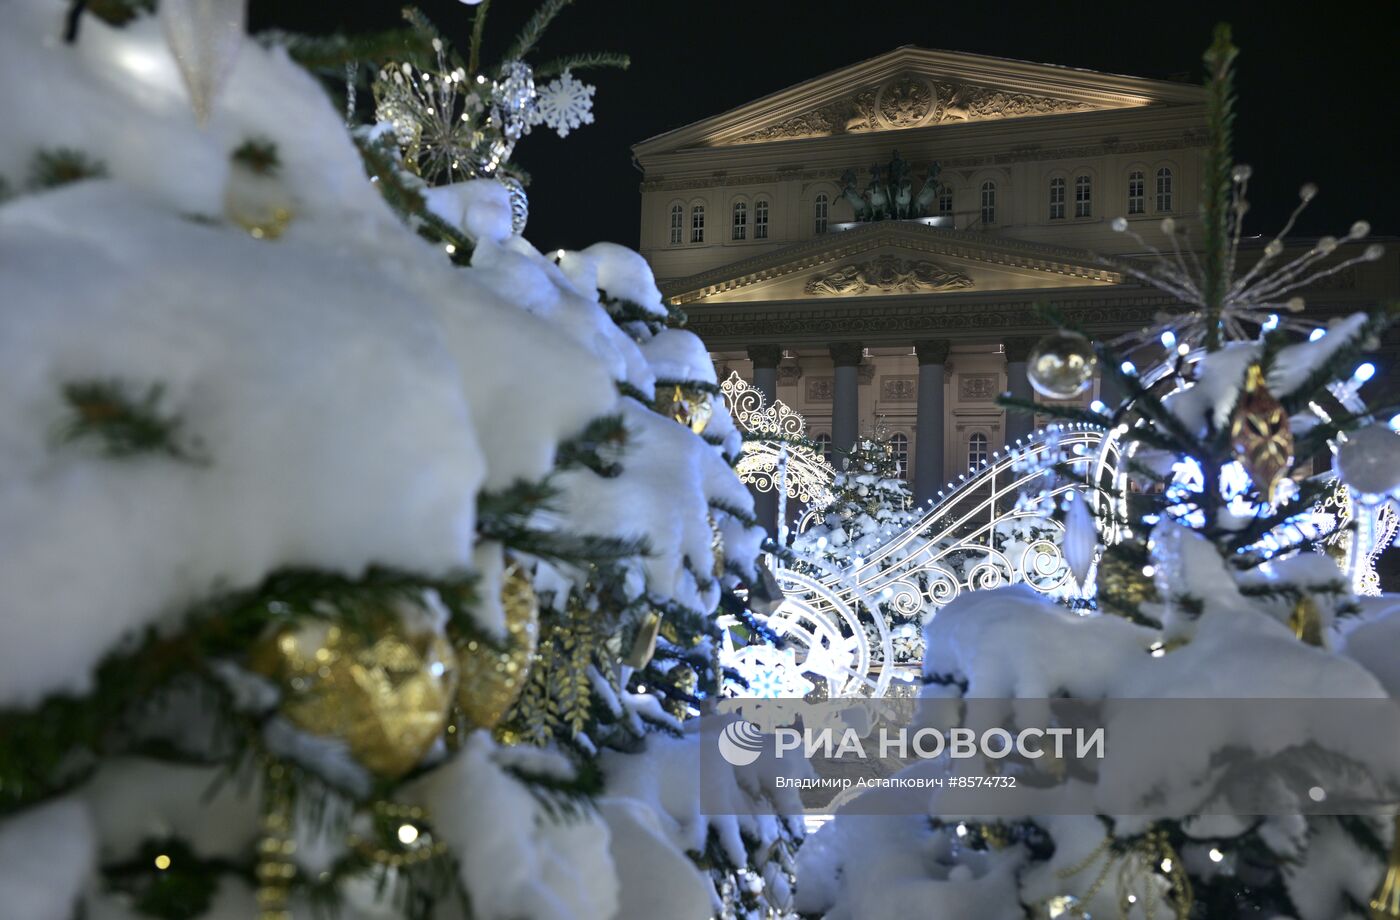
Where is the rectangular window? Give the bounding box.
[669,207,683,245]
[1127,173,1145,215]
[1074,175,1092,218]
[980,184,996,225]
[937,186,953,216]
[691,206,704,243]
[754,200,769,239]
[814,195,828,234]
[732,203,747,241]
[1156,169,1174,212]
[1049,179,1065,220]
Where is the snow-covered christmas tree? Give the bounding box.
[0,2,800,918]
[795,25,1400,920]
[792,435,929,662]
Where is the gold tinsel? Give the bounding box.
[1096,550,1159,619]
[1371,814,1400,919]
[458,561,539,731]
[664,662,698,720]
[1054,827,1192,920]
[255,763,296,920]
[1229,363,1294,503]
[656,383,713,435]
[1288,594,1325,646]
[249,605,457,779]
[225,159,294,241]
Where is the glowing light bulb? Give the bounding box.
[1309,328,1326,342]
[1353,362,1376,383]
[398,824,420,845]
[1209,848,1224,863]
[154,854,172,870]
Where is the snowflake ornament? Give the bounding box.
[529,70,596,138]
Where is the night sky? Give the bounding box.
[257,0,1400,254]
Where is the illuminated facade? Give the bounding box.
[633,47,1397,517]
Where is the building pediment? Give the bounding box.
[635,47,1204,154]
[662,221,1123,305]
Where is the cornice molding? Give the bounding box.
[662,221,1122,305]
[640,130,1207,192]
[683,291,1374,349]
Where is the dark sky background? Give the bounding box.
[255,0,1400,254]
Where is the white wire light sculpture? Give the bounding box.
[719,370,837,508]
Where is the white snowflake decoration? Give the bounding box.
[529,70,596,138]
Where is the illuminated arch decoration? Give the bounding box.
[719,370,837,508]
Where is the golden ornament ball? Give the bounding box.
[656,383,713,435]
[1027,330,1098,400]
[248,599,458,780]
[457,561,539,730]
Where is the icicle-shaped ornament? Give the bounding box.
[160,0,246,123]
[1229,363,1293,502]
[1062,491,1098,592]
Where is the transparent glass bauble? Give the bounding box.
[1027,330,1098,400]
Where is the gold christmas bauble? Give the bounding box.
[1229,363,1294,503]
[656,384,713,435]
[1027,330,1098,400]
[249,600,457,780]
[457,561,539,730]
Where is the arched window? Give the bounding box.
[1074,175,1092,218]
[814,433,833,463]
[690,205,705,243]
[669,204,684,245]
[980,181,996,225]
[1127,171,1145,215]
[754,199,769,239]
[937,184,953,216]
[814,193,829,234]
[1048,177,1066,220]
[968,432,989,468]
[731,201,747,240]
[1155,167,1174,213]
[889,433,909,478]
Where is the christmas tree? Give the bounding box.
[792,435,929,663]
[0,2,798,918]
[794,26,1400,920]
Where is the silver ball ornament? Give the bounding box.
[1027,330,1098,400]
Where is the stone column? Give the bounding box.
[913,339,950,505]
[1002,336,1038,447]
[829,342,863,460]
[747,345,783,538]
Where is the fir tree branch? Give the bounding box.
[1200,24,1238,350]
[533,51,631,78]
[467,0,491,75]
[504,0,573,63]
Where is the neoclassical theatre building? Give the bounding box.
[632,47,1397,516]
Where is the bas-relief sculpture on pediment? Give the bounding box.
[730,73,1095,144]
[804,254,974,296]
